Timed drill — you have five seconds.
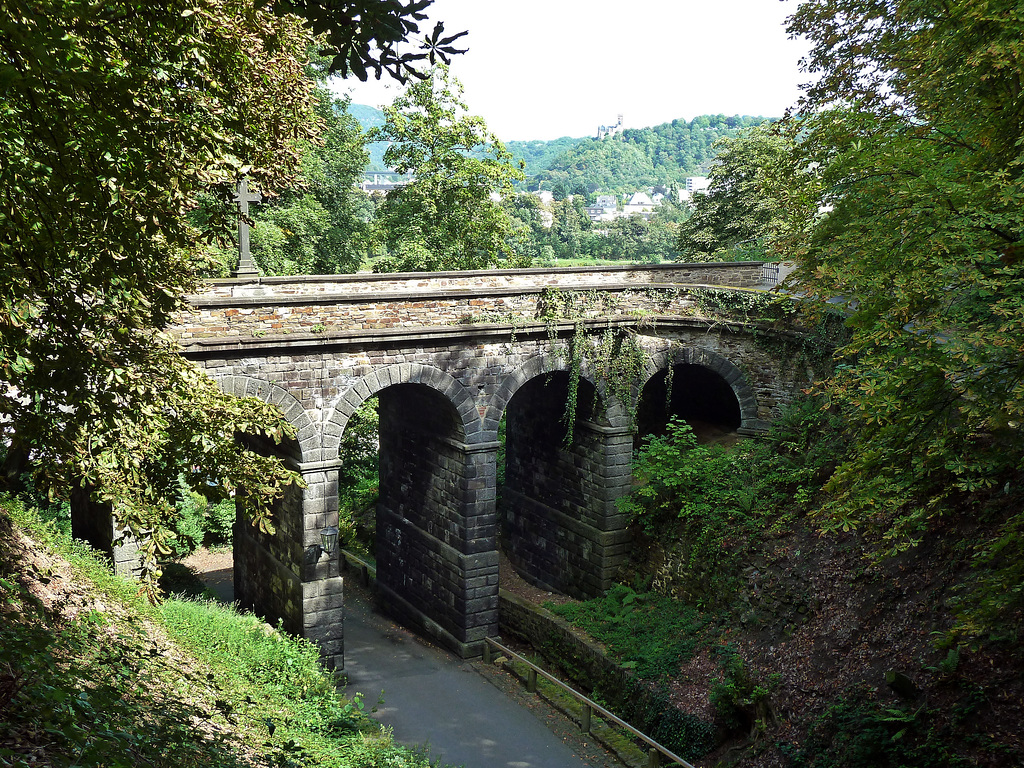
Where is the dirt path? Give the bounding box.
[181,547,233,602]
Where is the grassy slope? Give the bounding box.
[0,496,435,768]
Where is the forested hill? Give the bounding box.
[524,115,773,194]
[350,105,773,194]
[348,103,389,172]
[503,136,586,176]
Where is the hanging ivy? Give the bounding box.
[536,288,652,442]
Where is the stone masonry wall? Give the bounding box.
[500,375,631,598]
[173,267,806,663]
[374,384,500,655]
[171,262,772,341]
[194,262,765,299]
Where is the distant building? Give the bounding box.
[623,191,657,218]
[685,176,710,194]
[596,114,624,140]
[587,194,620,222]
[585,206,618,223]
[358,173,413,195]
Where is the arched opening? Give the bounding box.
[336,395,379,564]
[373,382,493,649]
[635,363,742,448]
[499,371,611,598]
[376,383,466,548]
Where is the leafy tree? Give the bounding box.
[676,124,812,261]
[784,0,1024,580]
[267,0,466,82]
[370,65,527,271]
[505,136,586,177]
[548,196,591,260]
[250,92,374,275]
[0,0,455,583]
[501,192,550,264]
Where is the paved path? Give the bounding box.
[342,593,605,768]
[184,549,615,768]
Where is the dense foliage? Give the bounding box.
[528,115,772,195]
[336,399,380,556]
[676,124,816,261]
[265,0,466,83]
[369,65,527,271]
[0,498,436,767]
[0,0,336,582]
[0,0,461,582]
[779,0,1024,601]
[248,90,374,276]
[504,136,586,177]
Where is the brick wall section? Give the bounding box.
[171,262,767,340]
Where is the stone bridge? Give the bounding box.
[166,262,805,669]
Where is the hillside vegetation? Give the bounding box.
[0,496,439,768]
[527,115,771,194]
[541,393,1024,768]
[351,105,770,195]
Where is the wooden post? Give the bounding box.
[648,747,660,767]
[580,703,592,733]
[483,641,492,665]
[527,668,537,693]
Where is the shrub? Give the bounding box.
[619,418,763,606]
[170,478,207,558]
[787,684,998,768]
[207,498,236,544]
[548,583,709,680]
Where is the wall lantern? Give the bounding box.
[319,526,339,559]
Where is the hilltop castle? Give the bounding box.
[596,114,623,140]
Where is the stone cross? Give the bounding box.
[231,177,261,278]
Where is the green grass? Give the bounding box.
[0,494,439,768]
[546,583,712,680]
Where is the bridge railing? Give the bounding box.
[482,637,698,768]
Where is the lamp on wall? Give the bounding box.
[319,526,339,559]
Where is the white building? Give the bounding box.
[685,176,710,194]
[623,191,657,218]
[596,114,624,140]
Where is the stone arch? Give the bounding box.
[641,345,761,435]
[322,363,480,466]
[485,352,632,434]
[211,374,319,463]
[493,352,633,599]
[323,363,498,656]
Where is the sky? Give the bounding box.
[334,0,811,142]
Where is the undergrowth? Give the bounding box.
[547,582,711,680]
[0,495,436,768]
[782,683,1009,768]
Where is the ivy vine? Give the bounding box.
[536,288,651,443]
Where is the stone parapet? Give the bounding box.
[194,262,765,300]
